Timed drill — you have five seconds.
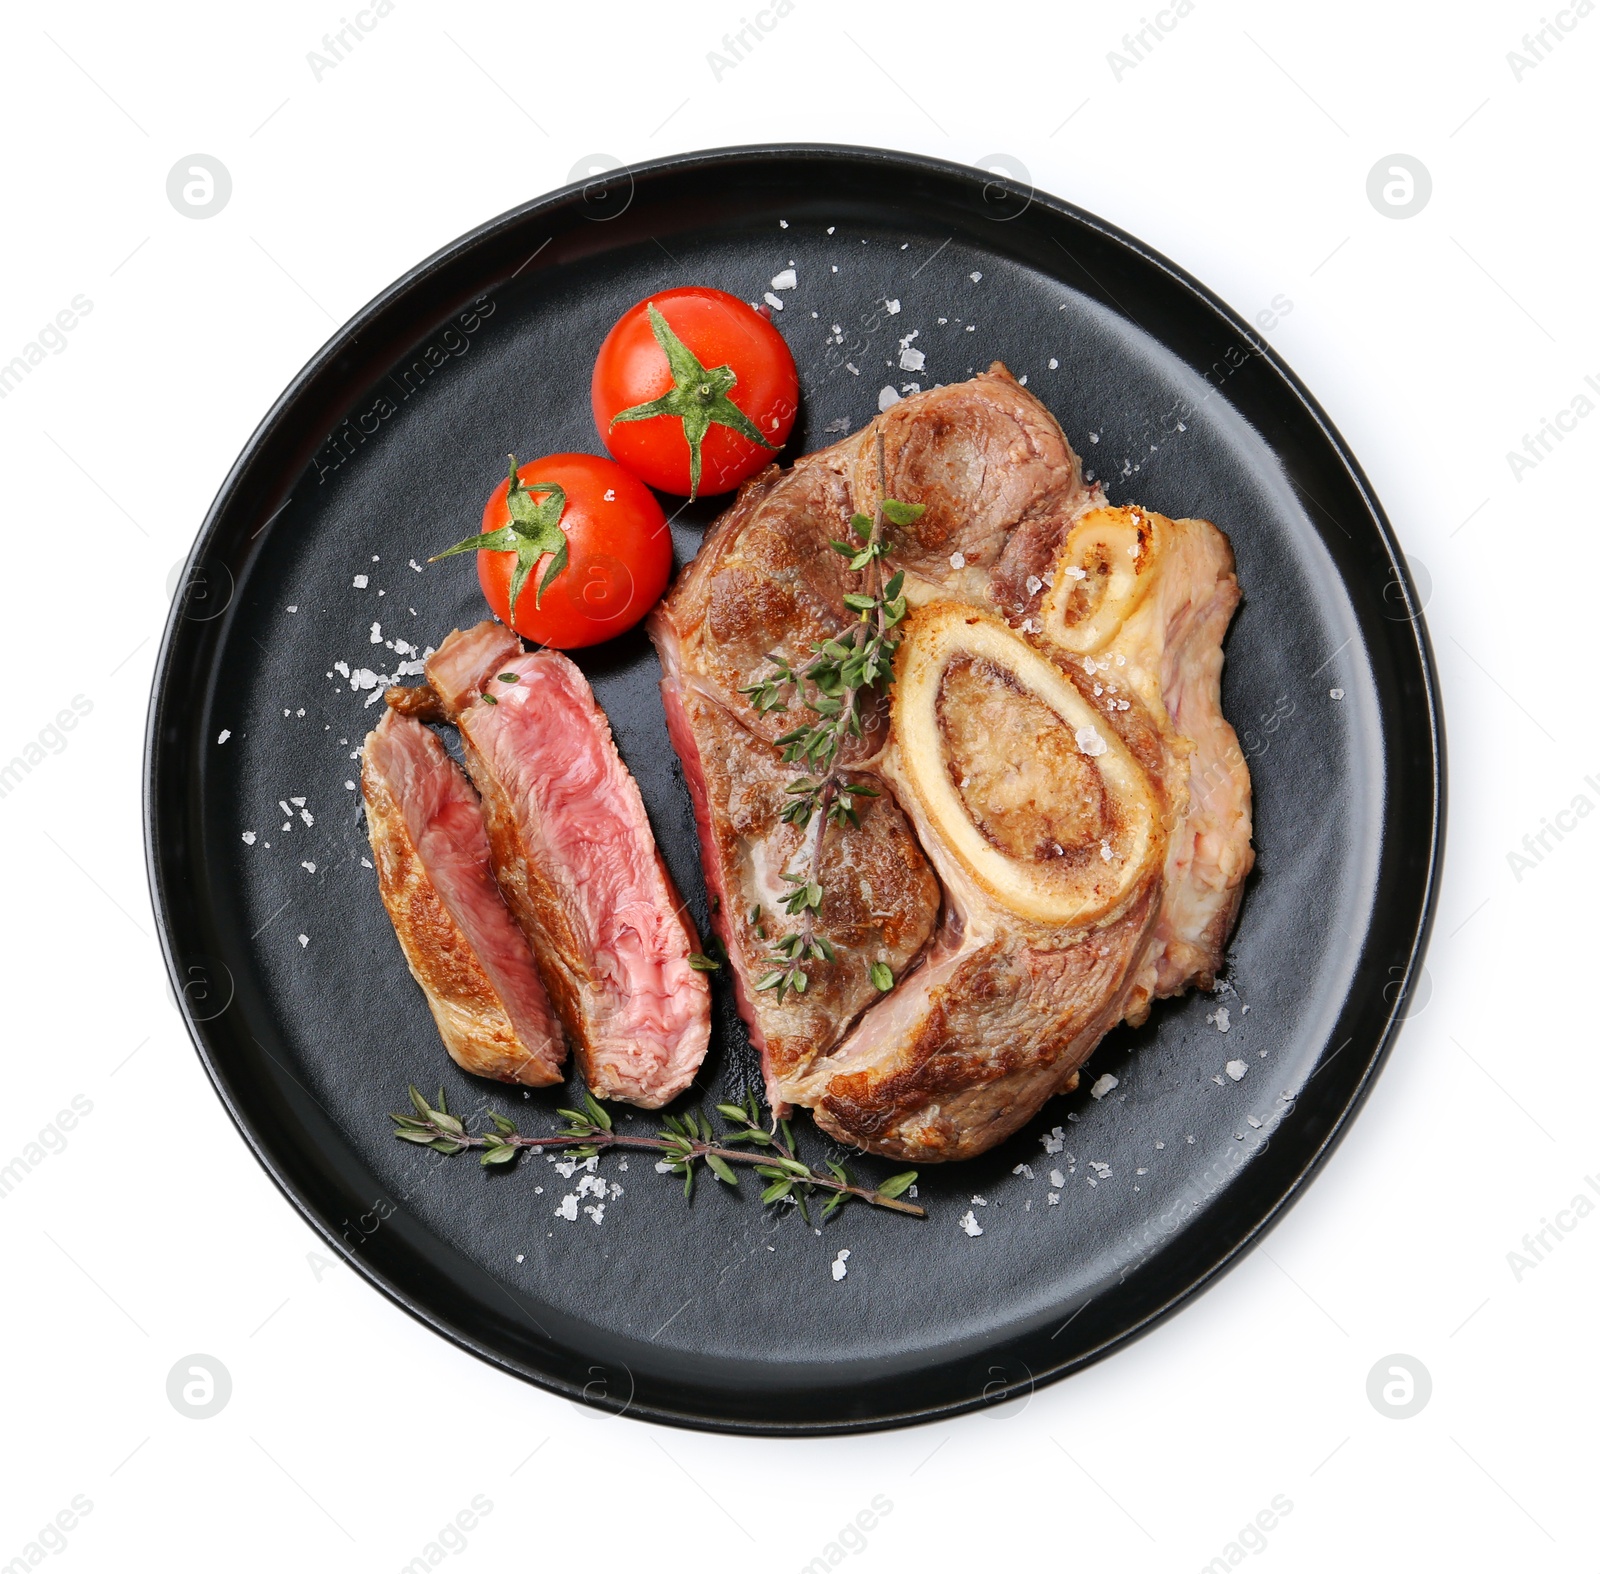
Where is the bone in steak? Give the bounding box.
[651,364,1254,1161]
[361,707,564,1086]
[421,623,711,1108]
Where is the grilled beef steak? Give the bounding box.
[422,624,711,1108]
[362,708,564,1086]
[652,365,1254,1160]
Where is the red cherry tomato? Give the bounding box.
[592,285,799,498]
[474,453,669,649]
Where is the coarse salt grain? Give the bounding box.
[831,1248,850,1281]
[1049,1169,1066,1188]
[297,934,309,948]
[352,574,368,589]
[969,271,983,282]
[884,298,901,314]
[1089,1073,1119,1099]
[1225,1060,1248,1081]
[241,831,256,845]
[555,1195,578,1220]
[1042,1126,1066,1154]
[1330,688,1345,700]
[217,729,231,744]
[949,551,966,569]
[771,267,797,290]
[763,292,784,311]
[1076,725,1107,758]
[958,1210,984,1237]
[878,386,901,411]
[1215,1007,1231,1033]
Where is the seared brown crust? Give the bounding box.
[383,682,446,721]
[675,684,940,1087]
[853,365,1086,580]
[362,746,562,1086]
[812,879,1159,1161]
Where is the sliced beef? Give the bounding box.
[362,708,564,1086]
[425,624,710,1108]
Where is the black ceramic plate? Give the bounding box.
[145,145,1442,1434]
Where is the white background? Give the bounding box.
[1,0,1594,1568]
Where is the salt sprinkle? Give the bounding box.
[301,860,316,874]
[216,729,231,744]
[1042,1126,1066,1155]
[878,386,901,412]
[1012,1163,1034,1179]
[1215,1006,1231,1033]
[1089,1073,1119,1099]
[969,270,983,282]
[555,1195,578,1221]
[958,1210,984,1237]
[1047,1193,1060,1205]
[1075,725,1108,758]
[1049,1169,1066,1188]
[1048,357,1059,369]
[899,345,925,372]
[1225,1060,1248,1081]
[241,831,256,845]
[831,1248,850,1282]
[771,267,797,290]
[1330,688,1345,700]
[884,298,901,314]
[297,934,309,948]
[763,292,784,311]
[352,574,369,589]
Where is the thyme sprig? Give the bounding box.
[390,1086,922,1218]
[739,432,925,999]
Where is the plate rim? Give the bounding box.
[143,141,1445,1434]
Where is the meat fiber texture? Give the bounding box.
[361,707,564,1086]
[649,364,1254,1162]
[423,623,710,1109]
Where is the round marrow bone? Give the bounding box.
[1038,504,1168,655]
[888,603,1161,925]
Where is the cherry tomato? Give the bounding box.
[473,453,669,649]
[592,285,799,499]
